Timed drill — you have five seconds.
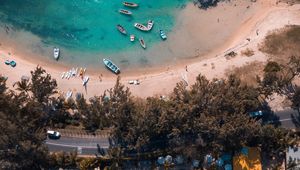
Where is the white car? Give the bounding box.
[47,130,61,139]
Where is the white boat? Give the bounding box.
[75,67,78,76]
[67,71,71,79]
[82,76,89,86]
[147,20,154,30]
[61,72,65,79]
[139,38,146,49]
[71,68,76,77]
[130,34,135,42]
[128,80,140,85]
[119,9,132,15]
[134,23,149,31]
[160,30,167,40]
[53,47,60,60]
[65,90,73,99]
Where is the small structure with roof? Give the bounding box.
[286,147,300,169]
[233,147,262,170]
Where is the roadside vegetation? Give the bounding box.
[225,61,264,86]
[1,58,300,168]
[260,25,300,64]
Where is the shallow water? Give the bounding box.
[0,0,188,71]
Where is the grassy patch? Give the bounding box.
[225,61,264,86]
[259,25,300,63]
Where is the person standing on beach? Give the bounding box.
[185,65,188,72]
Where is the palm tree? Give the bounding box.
[13,79,30,93]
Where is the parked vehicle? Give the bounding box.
[47,130,61,139]
[248,110,263,119]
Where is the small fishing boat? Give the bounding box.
[53,47,60,60]
[66,90,73,99]
[139,38,146,49]
[116,24,127,35]
[75,67,78,76]
[61,72,65,79]
[160,30,167,40]
[147,20,154,30]
[134,23,149,31]
[103,58,120,74]
[130,34,135,42]
[67,72,71,79]
[128,79,140,85]
[79,68,83,77]
[119,9,132,15]
[123,2,138,8]
[82,76,89,86]
[70,68,75,77]
[4,60,10,65]
[10,60,16,67]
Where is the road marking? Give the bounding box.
[279,118,292,122]
[46,142,109,149]
[78,147,82,154]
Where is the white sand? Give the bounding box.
[1,0,300,98]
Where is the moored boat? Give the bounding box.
[61,72,65,79]
[103,58,120,74]
[116,24,127,35]
[123,2,138,8]
[130,34,135,42]
[160,30,167,40]
[147,20,154,30]
[82,76,89,86]
[79,68,83,77]
[119,9,132,15]
[53,47,60,60]
[66,90,73,99]
[139,38,146,49]
[134,23,149,31]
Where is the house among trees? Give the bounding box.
[233,147,262,170]
[286,147,300,169]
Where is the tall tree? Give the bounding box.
[108,77,137,150]
[30,66,57,104]
[0,74,50,169]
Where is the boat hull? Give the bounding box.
[103,59,120,74]
[117,24,127,35]
[119,9,132,15]
[123,2,138,8]
[53,48,60,60]
[134,23,149,31]
[139,38,146,49]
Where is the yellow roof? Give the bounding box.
[233,147,262,170]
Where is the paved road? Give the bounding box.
[46,109,299,155]
[46,136,109,155]
[273,108,299,129]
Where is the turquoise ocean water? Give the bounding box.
[0,0,188,72]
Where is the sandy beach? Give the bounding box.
[1,0,300,98]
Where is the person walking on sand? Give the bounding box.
[185,65,188,72]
